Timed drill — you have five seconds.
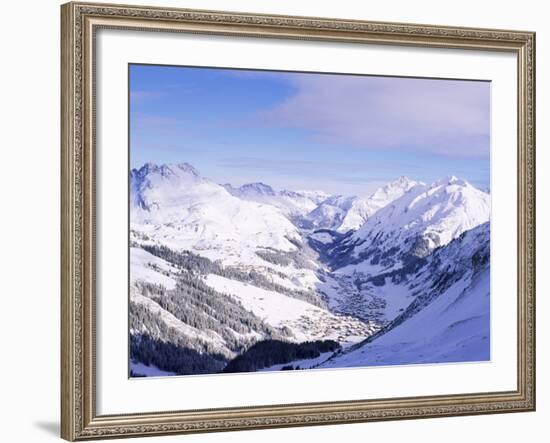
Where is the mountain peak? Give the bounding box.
[135,162,159,175]
[174,162,200,175]
[433,175,468,188]
[397,175,413,185]
[368,176,420,201]
[385,176,420,191]
[164,162,200,178]
[347,173,490,264]
[135,162,200,179]
[239,182,276,196]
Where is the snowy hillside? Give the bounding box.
[302,177,420,233]
[129,162,490,376]
[130,163,305,266]
[310,177,490,325]
[337,176,420,233]
[330,176,490,273]
[305,195,356,231]
[320,223,490,368]
[204,274,377,345]
[129,163,381,375]
[223,182,328,219]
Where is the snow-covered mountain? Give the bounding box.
[320,222,490,368]
[305,195,357,231]
[337,176,420,233]
[130,163,302,265]
[304,176,420,233]
[129,162,491,376]
[129,246,378,373]
[223,182,329,219]
[310,176,490,325]
[218,175,424,234]
[329,176,490,274]
[129,163,381,375]
[130,163,342,296]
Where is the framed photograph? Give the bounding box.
[61,1,536,440]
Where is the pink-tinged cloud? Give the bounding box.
[257,74,490,158]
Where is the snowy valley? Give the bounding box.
[129,162,491,377]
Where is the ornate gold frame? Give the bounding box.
[60,2,536,440]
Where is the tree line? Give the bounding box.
[223,339,340,373]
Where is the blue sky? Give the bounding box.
[130,64,490,196]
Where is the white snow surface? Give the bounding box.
[321,223,490,368]
[130,163,302,262]
[345,176,490,265]
[130,247,177,290]
[306,195,356,230]
[130,361,176,377]
[303,177,420,233]
[337,176,420,233]
[129,162,491,374]
[321,267,490,368]
[308,231,337,244]
[130,289,231,351]
[204,274,377,345]
[223,182,329,217]
[130,163,326,303]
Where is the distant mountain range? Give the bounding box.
[129,162,490,376]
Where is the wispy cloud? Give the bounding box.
[220,156,366,175]
[215,157,389,195]
[219,153,449,175]
[219,157,407,184]
[255,75,490,158]
[129,65,491,194]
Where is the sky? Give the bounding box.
[129,64,490,196]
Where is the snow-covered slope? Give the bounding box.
[130,247,178,290]
[130,164,332,305]
[312,178,490,325]
[320,222,490,368]
[129,163,383,375]
[337,177,420,233]
[129,246,259,362]
[204,274,378,345]
[223,182,329,219]
[130,163,303,265]
[129,162,491,376]
[331,176,490,273]
[306,195,357,230]
[303,177,419,233]
[222,175,420,234]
